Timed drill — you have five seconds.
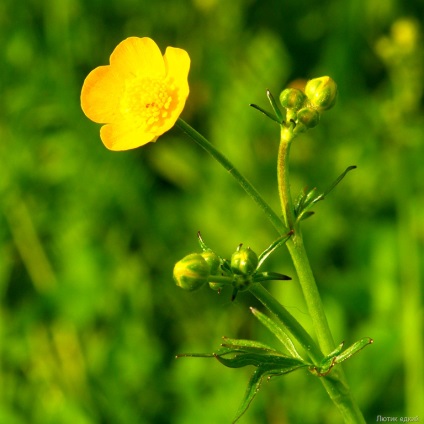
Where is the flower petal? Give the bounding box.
[160,47,190,132]
[110,37,165,79]
[100,122,158,151]
[164,46,191,91]
[81,65,124,123]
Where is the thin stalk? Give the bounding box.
[277,128,365,422]
[277,127,334,353]
[286,232,335,354]
[176,118,287,235]
[277,132,295,229]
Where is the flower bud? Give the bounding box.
[200,250,224,291]
[305,76,338,111]
[201,251,220,275]
[173,253,210,291]
[231,246,258,276]
[297,107,320,129]
[279,88,307,111]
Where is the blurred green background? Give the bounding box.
[1,0,423,423]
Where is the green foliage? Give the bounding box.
[1,0,424,423]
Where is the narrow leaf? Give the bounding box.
[221,337,277,352]
[175,352,215,359]
[232,368,266,423]
[326,341,345,359]
[257,232,293,269]
[233,362,309,423]
[335,337,373,364]
[312,165,357,204]
[197,231,209,251]
[250,308,304,360]
[216,351,305,369]
[266,89,284,123]
[249,103,280,124]
[253,272,292,282]
[299,211,315,221]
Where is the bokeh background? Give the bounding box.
[1,0,423,423]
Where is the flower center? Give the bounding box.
[121,77,176,131]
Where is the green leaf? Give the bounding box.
[175,352,216,359]
[257,232,293,269]
[197,231,209,251]
[253,271,292,283]
[250,308,304,360]
[295,166,357,223]
[232,361,309,423]
[310,338,373,376]
[298,211,315,221]
[232,368,265,423]
[221,337,278,354]
[249,103,281,124]
[312,165,357,204]
[325,341,345,359]
[335,337,373,365]
[215,351,306,369]
[266,89,284,123]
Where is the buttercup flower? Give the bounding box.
[81,37,190,151]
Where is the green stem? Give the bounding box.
[277,127,334,353]
[206,275,233,284]
[277,129,295,228]
[286,233,335,354]
[176,119,287,234]
[277,128,365,422]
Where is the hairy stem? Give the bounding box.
[277,128,365,422]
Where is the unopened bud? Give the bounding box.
[200,250,224,291]
[231,245,258,276]
[279,88,307,111]
[305,76,338,111]
[297,107,320,129]
[201,251,220,275]
[173,253,210,291]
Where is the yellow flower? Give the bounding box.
[81,37,190,151]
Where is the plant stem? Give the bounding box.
[277,128,295,229]
[176,119,287,235]
[277,127,334,353]
[277,127,365,422]
[286,232,335,354]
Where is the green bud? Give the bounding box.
[231,245,258,276]
[200,251,220,275]
[200,250,224,291]
[305,76,338,111]
[297,107,320,129]
[173,253,210,291]
[279,88,307,111]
